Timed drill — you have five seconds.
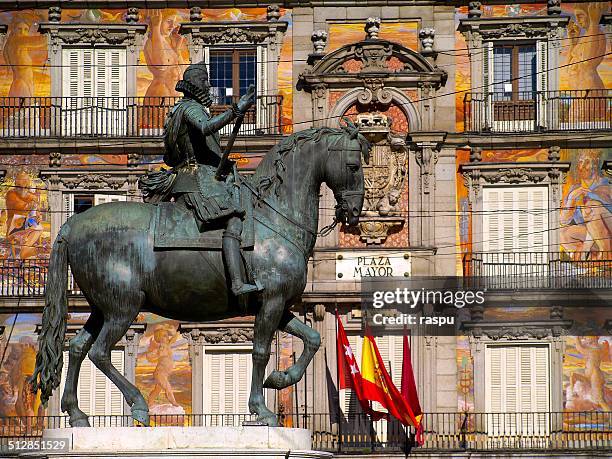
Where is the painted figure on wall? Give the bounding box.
[560,150,611,258]
[2,15,47,98]
[566,2,608,91]
[1,171,48,260]
[566,336,611,412]
[136,319,191,416]
[143,10,188,99]
[146,326,181,408]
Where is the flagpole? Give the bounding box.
[335,305,342,454]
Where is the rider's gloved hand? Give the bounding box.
[235,84,256,114]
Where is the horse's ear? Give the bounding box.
[341,117,359,139]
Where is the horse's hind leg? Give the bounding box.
[87,294,149,426]
[263,311,320,390]
[61,309,103,427]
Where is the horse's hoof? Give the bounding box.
[132,408,150,426]
[263,370,291,390]
[257,413,278,427]
[69,415,90,428]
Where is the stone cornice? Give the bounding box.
[179,322,255,345]
[179,21,288,46]
[39,168,148,190]
[460,161,570,184]
[463,320,573,340]
[458,15,570,40]
[38,22,147,51]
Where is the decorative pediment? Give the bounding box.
[180,21,288,46]
[460,162,570,199]
[179,322,254,344]
[40,169,148,191]
[299,39,446,91]
[464,320,572,340]
[38,22,147,51]
[458,16,569,41]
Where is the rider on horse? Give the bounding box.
[140,60,261,297]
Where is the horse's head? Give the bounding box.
[323,119,371,227]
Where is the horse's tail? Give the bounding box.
[29,223,70,405]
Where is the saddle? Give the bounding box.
[152,181,255,250]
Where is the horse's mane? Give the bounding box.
[254,125,370,199]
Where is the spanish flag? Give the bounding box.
[360,331,422,430]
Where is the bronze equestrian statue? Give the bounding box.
[30,60,370,428]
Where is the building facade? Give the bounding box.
[0,1,609,457]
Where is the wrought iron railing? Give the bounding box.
[0,95,283,138]
[0,412,609,453]
[464,90,611,133]
[462,251,612,290]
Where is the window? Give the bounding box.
[62,48,127,135]
[203,346,253,420]
[485,344,550,438]
[209,49,257,105]
[493,45,536,100]
[64,193,127,219]
[483,187,548,253]
[60,350,125,416]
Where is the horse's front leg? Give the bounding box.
[263,310,320,390]
[248,295,285,426]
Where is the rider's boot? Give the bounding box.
[223,218,261,297]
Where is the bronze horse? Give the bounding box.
[31,123,369,427]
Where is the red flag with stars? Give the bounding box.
[335,312,384,419]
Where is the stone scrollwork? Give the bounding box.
[202,27,268,45]
[38,23,147,54]
[470,325,567,340]
[354,41,393,72]
[182,326,254,345]
[355,113,407,244]
[357,78,393,107]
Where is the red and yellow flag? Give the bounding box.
[360,332,421,429]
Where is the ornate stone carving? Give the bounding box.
[189,7,202,22]
[355,114,407,244]
[311,30,328,54]
[548,145,561,161]
[62,28,129,45]
[125,8,139,24]
[357,78,393,107]
[469,147,482,163]
[547,0,562,16]
[127,153,141,168]
[485,168,548,184]
[354,41,393,72]
[207,328,253,344]
[60,174,128,190]
[267,4,281,22]
[313,304,326,322]
[202,27,268,45]
[49,152,61,168]
[48,6,61,22]
[468,2,482,18]
[419,28,435,56]
[472,326,562,340]
[365,17,381,40]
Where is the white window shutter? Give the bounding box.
[483,42,494,129]
[94,194,127,206]
[204,348,253,416]
[536,40,548,128]
[63,194,74,221]
[110,350,125,414]
[256,46,267,130]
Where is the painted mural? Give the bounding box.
[327,22,418,52]
[0,314,45,429]
[135,316,191,418]
[560,149,611,257]
[0,170,50,261]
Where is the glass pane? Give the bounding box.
[518,45,536,99]
[209,51,233,105]
[74,195,94,214]
[493,46,512,101]
[239,51,257,96]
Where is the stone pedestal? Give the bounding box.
[19,426,332,459]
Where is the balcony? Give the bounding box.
[464,90,611,133]
[463,251,612,291]
[0,412,609,454]
[0,95,283,139]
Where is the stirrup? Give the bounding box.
[232,282,262,297]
